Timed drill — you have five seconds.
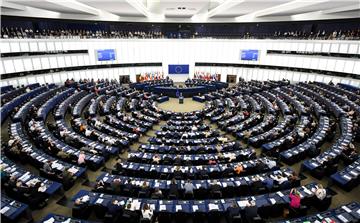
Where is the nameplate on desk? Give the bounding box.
[209,204,219,210]
[337,214,349,222]
[0,207,10,214]
[133,200,141,209]
[269,198,276,204]
[349,171,358,176]
[316,213,324,219]
[342,206,352,213]
[159,205,166,211]
[237,200,248,207]
[95,198,104,204]
[303,188,312,195]
[176,205,182,212]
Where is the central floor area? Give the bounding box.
[157,98,206,113]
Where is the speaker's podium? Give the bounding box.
[179,96,184,104]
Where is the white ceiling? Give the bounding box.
[1,0,360,23]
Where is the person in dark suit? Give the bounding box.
[151,187,163,199]
[252,176,263,193]
[43,160,55,175]
[256,160,267,173]
[210,180,221,193]
[73,196,90,216]
[114,158,123,172]
[244,200,258,223]
[28,182,47,207]
[123,203,139,223]
[112,178,123,194]
[44,139,56,154]
[140,181,150,197]
[163,156,173,164]
[222,164,233,177]
[173,166,183,180]
[61,168,76,190]
[263,177,274,192]
[174,155,182,165]
[168,178,179,198]
[7,176,17,188]
[107,199,123,218]
[197,166,208,179]
[227,201,240,223]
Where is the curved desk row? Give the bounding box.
[130,82,173,91]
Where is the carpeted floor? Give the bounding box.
[158,98,206,112]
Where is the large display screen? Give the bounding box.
[241,50,259,61]
[168,64,189,74]
[96,49,116,61]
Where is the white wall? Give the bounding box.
[194,66,359,87]
[1,39,359,86]
[0,66,163,87]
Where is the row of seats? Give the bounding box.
[1,78,359,223]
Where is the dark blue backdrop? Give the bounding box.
[168,64,189,74]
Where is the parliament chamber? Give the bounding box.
[1,1,360,223]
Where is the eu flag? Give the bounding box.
[168,64,189,74]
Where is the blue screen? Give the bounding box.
[97,49,116,61]
[168,64,189,74]
[241,50,259,61]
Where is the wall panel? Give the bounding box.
[0,39,359,86]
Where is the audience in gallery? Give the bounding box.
[2,26,360,40]
[1,27,164,39]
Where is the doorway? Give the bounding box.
[226,75,237,83]
[120,75,131,84]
